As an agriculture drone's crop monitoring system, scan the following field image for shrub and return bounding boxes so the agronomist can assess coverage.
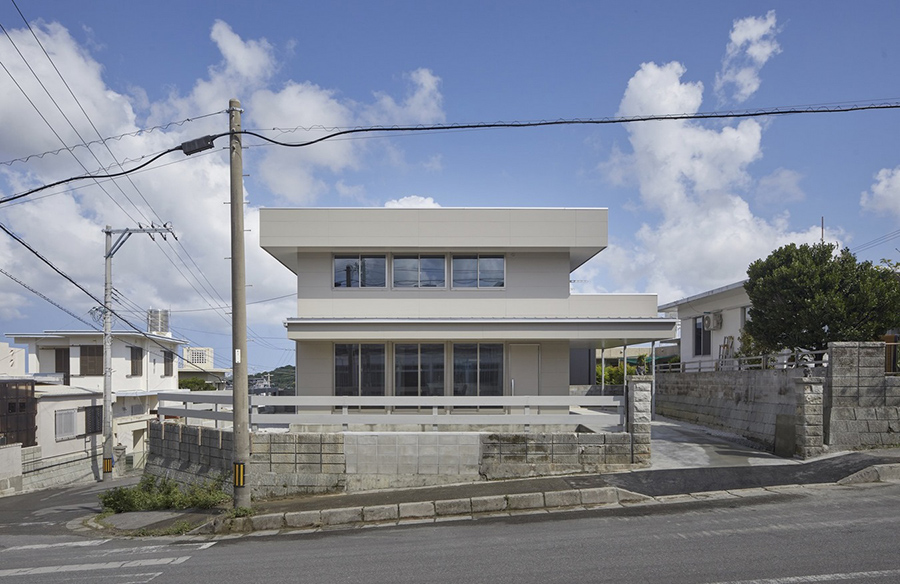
[99,475,229,513]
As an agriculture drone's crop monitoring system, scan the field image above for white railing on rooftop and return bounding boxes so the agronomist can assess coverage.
[156,392,625,430]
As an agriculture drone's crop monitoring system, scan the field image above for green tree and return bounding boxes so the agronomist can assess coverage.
[179,377,216,391]
[744,242,900,352]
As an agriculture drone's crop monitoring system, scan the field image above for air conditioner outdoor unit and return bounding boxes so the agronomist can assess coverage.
[703,312,723,331]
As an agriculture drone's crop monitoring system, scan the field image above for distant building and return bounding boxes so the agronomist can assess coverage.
[658,281,750,368]
[179,346,229,391]
[0,341,25,376]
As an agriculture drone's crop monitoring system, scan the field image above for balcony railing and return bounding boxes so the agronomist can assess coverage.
[156,392,625,430]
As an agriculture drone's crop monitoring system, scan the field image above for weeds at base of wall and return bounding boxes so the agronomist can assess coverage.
[98,474,230,514]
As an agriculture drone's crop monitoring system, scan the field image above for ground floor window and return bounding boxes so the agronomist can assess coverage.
[334,344,385,396]
[395,344,444,396]
[453,343,503,396]
[332,342,506,397]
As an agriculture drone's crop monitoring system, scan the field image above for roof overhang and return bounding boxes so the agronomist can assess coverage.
[260,207,608,273]
[284,317,676,348]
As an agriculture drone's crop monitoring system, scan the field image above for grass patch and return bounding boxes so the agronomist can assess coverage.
[99,475,230,514]
[229,506,255,518]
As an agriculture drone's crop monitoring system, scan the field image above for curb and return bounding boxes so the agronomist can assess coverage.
[195,487,648,535]
[836,463,900,485]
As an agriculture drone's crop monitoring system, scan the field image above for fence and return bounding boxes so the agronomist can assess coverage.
[656,349,829,373]
[156,393,625,430]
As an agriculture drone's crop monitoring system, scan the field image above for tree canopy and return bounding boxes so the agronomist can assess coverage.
[179,377,216,392]
[744,242,900,352]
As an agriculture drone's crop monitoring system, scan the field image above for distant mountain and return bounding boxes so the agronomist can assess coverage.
[249,365,295,391]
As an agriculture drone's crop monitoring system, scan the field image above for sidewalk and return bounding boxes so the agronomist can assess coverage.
[94,419,900,537]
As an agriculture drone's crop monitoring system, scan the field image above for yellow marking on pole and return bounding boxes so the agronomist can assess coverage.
[234,462,245,488]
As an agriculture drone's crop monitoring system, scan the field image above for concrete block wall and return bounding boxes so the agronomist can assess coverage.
[827,342,900,448]
[144,422,233,493]
[251,433,345,499]
[655,369,801,450]
[148,422,648,499]
[20,445,101,491]
[480,431,636,479]
[0,443,22,496]
[344,432,480,490]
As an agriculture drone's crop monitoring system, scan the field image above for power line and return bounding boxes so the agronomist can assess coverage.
[0,266,98,329]
[0,112,225,167]
[852,229,900,254]
[4,100,900,208]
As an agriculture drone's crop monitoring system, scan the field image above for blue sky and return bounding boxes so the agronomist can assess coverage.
[1,1,899,373]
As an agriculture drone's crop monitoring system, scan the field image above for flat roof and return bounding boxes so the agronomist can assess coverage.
[260,207,608,273]
[6,330,187,344]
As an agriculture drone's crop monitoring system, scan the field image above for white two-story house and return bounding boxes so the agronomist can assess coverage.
[6,329,186,467]
[260,207,676,405]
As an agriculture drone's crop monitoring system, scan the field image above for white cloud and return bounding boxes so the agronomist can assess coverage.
[602,58,828,303]
[860,166,900,218]
[0,20,445,371]
[715,11,781,103]
[365,68,445,125]
[384,195,441,208]
[755,168,805,205]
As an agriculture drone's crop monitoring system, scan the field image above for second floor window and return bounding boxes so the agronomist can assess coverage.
[334,255,386,288]
[79,345,103,376]
[393,255,445,288]
[130,346,144,376]
[452,255,505,288]
[163,350,174,377]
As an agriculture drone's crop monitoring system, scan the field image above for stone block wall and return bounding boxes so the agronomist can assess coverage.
[20,445,101,491]
[0,443,22,496]
[827,342,900,448]
[480,431,638,479]
[144,422,233,493]
[655,369,802,450]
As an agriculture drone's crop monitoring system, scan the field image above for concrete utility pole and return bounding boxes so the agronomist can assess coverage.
[102,224,174,481]
[229,98,251,509]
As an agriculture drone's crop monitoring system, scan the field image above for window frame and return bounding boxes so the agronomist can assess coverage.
[84,405,103,435]
[55,409,77,441]
[693,317,711,357]
[130,346,144,377]
[451,255,505,289]
[392,255,446,289]
[334,343,386,396]
[333,255,387,289]
[163,350,174,377]
[79,345,103,376]
[452,343,504,397]
[394,343,445,397]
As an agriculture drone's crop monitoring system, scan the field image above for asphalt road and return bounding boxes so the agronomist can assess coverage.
[3,481,898,584]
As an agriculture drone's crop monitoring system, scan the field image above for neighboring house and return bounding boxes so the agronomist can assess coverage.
[5,330,186,467]
[1,377,104,492]
[259,207,676,404]
[179,346,229,391]
[0,341,26,376]
[658,280,750,368]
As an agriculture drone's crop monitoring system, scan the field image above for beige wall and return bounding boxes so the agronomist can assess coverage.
[291,251,658,320]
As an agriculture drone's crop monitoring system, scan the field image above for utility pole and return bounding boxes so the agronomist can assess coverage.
[229,98,251,509]
[102,224,174,481]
